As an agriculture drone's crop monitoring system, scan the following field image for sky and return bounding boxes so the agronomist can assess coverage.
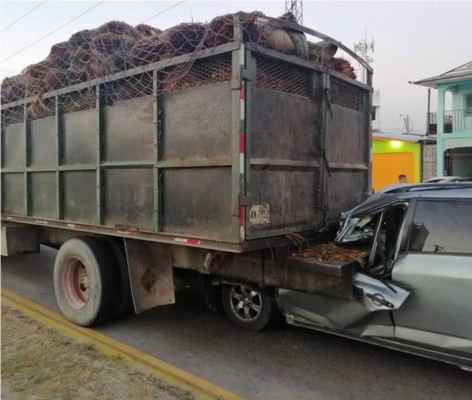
[1,0,471,133]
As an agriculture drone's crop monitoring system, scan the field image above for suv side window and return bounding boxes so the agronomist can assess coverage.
[409,200,472,254]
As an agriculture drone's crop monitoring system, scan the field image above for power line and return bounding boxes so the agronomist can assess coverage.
[1,1,47,33]
[139,0,186,24]
[1,1,105,63]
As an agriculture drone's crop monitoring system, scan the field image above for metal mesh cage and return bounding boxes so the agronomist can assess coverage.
[162,53,232,93]
[329,79,361,111]
[1,106,24,126]
[62,89,96,113]
[27,97,56,120]
[256,55,310,97]
[106,72,154,102]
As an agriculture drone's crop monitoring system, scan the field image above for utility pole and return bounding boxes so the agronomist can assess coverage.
[285,0,303,24]
[400,114,412,134]
[354,32,374,83]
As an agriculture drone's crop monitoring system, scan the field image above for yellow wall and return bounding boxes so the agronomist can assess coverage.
[372,138,420,191]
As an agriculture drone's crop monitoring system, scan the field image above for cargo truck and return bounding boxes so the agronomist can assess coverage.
[1,15,373,330]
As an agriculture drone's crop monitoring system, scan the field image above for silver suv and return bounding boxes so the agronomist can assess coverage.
[277,184,472,369]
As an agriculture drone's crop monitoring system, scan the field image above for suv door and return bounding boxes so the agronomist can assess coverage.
[392,199,472,358]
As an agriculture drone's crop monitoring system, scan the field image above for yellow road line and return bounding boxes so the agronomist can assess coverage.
[1,288,243,400]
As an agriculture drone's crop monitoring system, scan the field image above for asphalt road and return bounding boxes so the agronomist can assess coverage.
[2,246,472,400]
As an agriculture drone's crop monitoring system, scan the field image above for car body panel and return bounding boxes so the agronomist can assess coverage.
[392,253,472,355]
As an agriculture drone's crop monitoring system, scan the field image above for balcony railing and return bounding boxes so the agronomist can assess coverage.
[427,109,472,135]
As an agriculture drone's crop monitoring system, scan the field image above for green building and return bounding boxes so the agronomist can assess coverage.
[412,61,472,177]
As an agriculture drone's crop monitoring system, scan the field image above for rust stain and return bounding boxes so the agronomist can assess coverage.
[141,268,159,292]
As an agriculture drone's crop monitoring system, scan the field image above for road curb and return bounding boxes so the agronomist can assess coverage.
[1,288,244,400]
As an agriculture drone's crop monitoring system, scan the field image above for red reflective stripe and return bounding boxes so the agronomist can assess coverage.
[187,239,200,245]
[240,84,245,100]
[240,206,245,227]
[239,133,245,154]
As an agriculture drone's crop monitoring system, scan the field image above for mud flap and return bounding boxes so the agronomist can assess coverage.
[353,272,410,312]
[124,239,175,313]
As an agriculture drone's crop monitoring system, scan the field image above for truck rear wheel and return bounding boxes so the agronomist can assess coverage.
[99,238,133,320]
[222,284,273,331]
[54,237,118,327]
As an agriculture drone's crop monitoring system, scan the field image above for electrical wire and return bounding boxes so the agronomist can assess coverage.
[1,1,105,63]
[139,0,186,24]
[1,1,47,33]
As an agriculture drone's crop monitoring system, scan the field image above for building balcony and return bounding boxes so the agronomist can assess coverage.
[427,109,472,135]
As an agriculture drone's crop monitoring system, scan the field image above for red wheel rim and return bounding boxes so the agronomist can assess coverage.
[62,257,90,309]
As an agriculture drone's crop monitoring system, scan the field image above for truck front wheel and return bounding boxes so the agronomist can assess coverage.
[54,237,118,327]
[222,284,273,331]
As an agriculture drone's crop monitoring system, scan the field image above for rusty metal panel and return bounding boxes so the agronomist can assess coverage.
[162,167,232,238]
[63,171,96,223]
[29,117,55,167]
[3,173,24,215]
[248,169,320,234]
[265,257,354,299]
[104,168,154,229]
[3,123,25,168]
[30,172,56,219]
[161,83,232,160]
[325,102,369,221]
[104,97,154,162]
[124,239,174,313]
[326,105,366,165]
[247,86,321,237]
[62,109,96,165]
[327,171,367,221]
[250,88,320,160]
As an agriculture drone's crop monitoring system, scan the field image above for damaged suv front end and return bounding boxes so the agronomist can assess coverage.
[277,184,472,369]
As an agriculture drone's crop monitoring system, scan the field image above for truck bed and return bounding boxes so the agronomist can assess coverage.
[1,18,372,253]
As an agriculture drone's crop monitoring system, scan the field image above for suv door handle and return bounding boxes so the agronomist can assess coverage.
[366,293,394,308]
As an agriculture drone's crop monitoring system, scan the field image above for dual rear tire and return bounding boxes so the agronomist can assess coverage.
[54,237,132,327]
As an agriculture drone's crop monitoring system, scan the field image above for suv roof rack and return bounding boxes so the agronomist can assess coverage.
[388,183,472,193]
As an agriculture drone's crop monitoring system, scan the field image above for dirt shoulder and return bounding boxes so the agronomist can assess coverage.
[1,304,195,400]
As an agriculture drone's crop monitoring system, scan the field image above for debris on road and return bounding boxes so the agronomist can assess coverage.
[292,242,365,263]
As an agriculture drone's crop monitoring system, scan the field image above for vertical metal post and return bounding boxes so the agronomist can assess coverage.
[230,14,245,242]
[152,70,162,231]
[95,85,103,224]
[426,88,431,136]
[243,49,256,232]
[366,70,374,194]
[0,116,4,213]
[55,96,63,220]
[319,71,330,226]
[24,103,30,216]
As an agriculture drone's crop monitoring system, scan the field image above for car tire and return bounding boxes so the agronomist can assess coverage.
[222,284,273,331]
[54,237,118,327]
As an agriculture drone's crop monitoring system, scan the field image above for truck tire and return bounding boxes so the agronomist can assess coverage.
[99,238,134,320]
[222,284,273,331]
[54,237,118,327]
